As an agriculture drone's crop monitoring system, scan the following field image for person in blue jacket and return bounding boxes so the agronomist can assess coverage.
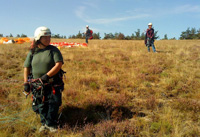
[84,25,93,43]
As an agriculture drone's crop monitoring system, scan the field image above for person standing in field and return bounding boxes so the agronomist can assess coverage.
[84,25,93,43]
[145,23,157,52]
[24,26,65,132]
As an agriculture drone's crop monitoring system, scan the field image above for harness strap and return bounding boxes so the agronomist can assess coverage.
[52,86,56,95]
[42,96,45,102]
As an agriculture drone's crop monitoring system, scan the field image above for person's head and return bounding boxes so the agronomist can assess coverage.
[86,25,89,29]
[33,26,51,48]
[148,23,153,29]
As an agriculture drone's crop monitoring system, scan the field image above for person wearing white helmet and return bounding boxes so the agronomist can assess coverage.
[145,23,157,52]
[84,25,93,43]
[24,26,65,132]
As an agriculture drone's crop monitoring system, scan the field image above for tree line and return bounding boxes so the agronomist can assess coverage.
[68,31,101,39]
[104,29,159,40]
[0,33,27,38]
[0,33,67,38]
[179,27,200,40]
[68,29,158,40]
[0,27,199,40]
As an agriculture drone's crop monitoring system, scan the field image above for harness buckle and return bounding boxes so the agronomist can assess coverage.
[49,78,54,83]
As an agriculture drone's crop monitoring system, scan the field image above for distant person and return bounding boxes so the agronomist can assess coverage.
[145,23,157,53]
[24,26,65,132]
[84,25,93,43]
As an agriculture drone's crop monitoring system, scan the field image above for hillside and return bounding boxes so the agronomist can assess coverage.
[0,39,199,136]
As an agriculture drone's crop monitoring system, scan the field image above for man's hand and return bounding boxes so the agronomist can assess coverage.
[24,82,30,92]
[40,74,50,83]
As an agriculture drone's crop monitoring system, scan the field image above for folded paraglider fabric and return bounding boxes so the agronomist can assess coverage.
[0,38,87,48]
[50,42,88,48]
[0,37,31,44]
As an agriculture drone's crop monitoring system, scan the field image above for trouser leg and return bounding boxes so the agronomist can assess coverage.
[46,87,62,127]
[147,39,150,52]
[147,46,150,52]
[86,37,88,43]
[37,86,62,127]
[151,42,156,52]
[38,103,48,125]
[46,103,60,126]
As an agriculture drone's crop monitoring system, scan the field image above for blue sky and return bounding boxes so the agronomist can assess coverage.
[1,0,200,39]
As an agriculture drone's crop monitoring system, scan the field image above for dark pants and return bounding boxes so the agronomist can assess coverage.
[86,37,89,43]
[37,86,62,127]
[146,38,156,52]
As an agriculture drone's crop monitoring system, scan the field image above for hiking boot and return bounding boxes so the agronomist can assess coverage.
[46,125,58,133]
[39,125,47,132]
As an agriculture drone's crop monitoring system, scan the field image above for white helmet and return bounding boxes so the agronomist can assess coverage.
[86,25,89,28]
[34,26,51,41]
[148,23,153,26]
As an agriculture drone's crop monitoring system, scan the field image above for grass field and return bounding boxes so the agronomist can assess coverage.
[0,39,200,136]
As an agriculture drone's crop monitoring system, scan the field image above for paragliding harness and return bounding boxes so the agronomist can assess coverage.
[146,38,153,47]
[145,28,154,47]
[89,30,93,40]
[23,49,66,114]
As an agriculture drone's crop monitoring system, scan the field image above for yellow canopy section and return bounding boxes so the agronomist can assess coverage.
[0,37,9,44]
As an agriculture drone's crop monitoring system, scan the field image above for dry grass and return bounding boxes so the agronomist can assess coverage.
[0,39,200,136]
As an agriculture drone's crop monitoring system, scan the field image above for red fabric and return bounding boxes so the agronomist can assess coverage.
[52,86,56,95]
[89,30,93,39]
[89,36,93,40]
[146,28,154,38]
[31,95,34,101]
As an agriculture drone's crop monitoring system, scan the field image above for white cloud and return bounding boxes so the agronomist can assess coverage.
[82,1,99,9]
[75,5,150,24]
[140,4,200,18]
[84,14,150,24]
[174,4,200,13]
[75,6,86,18]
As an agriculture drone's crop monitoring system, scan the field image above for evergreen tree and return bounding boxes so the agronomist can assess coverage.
[9,33,13,37]
[154,31,159,39]
[125,35,131,40]
[93,32,101,39]
[141,32,145,40]
[180,31,186,39]
[179,27,200,39]
[117,33,125,40]
[76,31,83,39]
[21,34,27,37]
[134,29,140,40]
[103,33,114,39]
[170,37,176,40]
[131,33,135,40]
[163,34,168,40]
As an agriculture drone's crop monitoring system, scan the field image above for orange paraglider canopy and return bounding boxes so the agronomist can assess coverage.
[0,37,9,44]
[14,37,30,44]
[50,42,88,48]
[0,37,9,42]
[0,37,31,44]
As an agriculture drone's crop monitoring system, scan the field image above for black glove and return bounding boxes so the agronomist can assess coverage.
[24,82,30,92]
[40,74,50,83]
